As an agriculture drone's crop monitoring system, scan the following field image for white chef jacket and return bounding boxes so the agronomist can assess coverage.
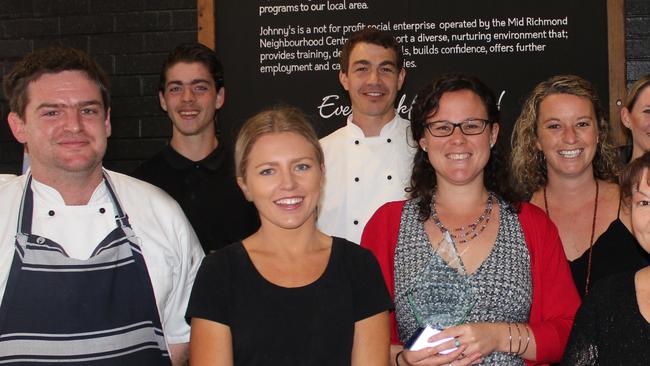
[0,170,205,345]
[318,113,416,244]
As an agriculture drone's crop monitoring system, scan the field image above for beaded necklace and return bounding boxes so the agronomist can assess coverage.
[543,181,598,295]
[431,192,495,244]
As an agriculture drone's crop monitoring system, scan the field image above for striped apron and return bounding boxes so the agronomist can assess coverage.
[0,174,170,365]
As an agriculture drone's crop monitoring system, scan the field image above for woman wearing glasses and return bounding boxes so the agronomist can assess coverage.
[361,74,580,366]
[511,75,648,298]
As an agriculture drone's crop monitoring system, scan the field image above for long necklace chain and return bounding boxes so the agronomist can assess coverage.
[543,181,599,295]
[431,192,495,244]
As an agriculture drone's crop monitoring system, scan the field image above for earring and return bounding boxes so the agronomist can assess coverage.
[423,146,427,152]
[490,143,494,148]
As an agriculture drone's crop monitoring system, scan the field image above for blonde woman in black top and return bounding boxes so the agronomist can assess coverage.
[186,106,392,366]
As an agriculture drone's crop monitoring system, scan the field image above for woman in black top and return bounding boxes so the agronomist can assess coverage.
[510,75,648,297]
[562,151,650,365]
[186,106,392,366]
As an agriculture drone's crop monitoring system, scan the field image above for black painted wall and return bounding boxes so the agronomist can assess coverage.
[0,0,197,174]
[1,0,649,174]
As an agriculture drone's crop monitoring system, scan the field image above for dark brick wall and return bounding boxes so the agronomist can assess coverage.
[627,0,650,84]
[0,0,197,174]
[1,2,650,174]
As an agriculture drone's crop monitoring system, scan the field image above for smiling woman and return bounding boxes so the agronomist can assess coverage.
[511,75,649,298]
[185,106,392,366]
[361,74,580,366]
[236,127,322,231]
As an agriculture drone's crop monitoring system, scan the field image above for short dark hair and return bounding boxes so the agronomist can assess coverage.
[159,42,224,92]
[409,73,515,220]
[339,28,403,73]
[3,47,110,117]
[620,151,650,209]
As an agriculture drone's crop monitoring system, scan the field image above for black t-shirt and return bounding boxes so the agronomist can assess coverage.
[186,237,393,366]
[131,144,259,253]
[561,271,650,365]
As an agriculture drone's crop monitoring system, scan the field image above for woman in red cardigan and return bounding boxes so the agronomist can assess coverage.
[361,74,581,366]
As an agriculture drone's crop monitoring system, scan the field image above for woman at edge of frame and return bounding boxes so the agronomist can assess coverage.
[620,74,650,163]
[561,151,650,365]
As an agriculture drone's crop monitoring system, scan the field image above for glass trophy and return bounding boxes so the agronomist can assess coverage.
[403,232,477,353]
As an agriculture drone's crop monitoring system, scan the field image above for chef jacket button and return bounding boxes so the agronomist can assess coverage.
[36,237,46,244]
[99,208,106,214]
[48,210,55,216]
[387,175,392,180]
[354,140,359,145]
[354,177,359,182]
[387,138,392,143]
[353,220,359,225]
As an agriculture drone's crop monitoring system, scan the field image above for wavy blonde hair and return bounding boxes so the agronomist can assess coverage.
[510,75,620,199]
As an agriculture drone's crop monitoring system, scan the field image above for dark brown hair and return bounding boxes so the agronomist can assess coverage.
[159,42,224,92]
[3,47,110,117]
[620,151,650,209]
[409,73,516,220]
[339,28,403,73]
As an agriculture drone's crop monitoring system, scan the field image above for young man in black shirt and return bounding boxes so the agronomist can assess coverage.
[132,43,259,253]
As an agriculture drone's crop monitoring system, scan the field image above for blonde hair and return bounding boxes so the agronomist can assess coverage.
[510,75,620,199]
[235,106,324,180]
[624,74,650,111]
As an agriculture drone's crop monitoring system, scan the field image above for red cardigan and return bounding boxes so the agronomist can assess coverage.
[360,201,580,365]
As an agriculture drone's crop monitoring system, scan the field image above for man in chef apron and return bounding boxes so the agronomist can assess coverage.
[0,46,204,365]
[318,28,416,244]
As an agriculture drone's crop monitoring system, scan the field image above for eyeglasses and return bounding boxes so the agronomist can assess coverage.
[424,119,490,137]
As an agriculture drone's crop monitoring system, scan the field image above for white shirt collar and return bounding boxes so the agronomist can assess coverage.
[31,178,109,207]
[346,111,403,138]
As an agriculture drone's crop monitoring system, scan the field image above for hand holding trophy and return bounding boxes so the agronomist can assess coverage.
[404,232,477,354]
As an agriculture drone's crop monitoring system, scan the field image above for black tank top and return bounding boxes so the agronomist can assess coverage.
[570,217,650,297]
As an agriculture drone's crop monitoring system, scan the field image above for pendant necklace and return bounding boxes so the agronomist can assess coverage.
[543,180,598,295]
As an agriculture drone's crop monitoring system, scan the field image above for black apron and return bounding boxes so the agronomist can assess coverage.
[0,174,171,365]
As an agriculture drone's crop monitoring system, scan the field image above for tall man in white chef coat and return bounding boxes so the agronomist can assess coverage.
[0,47,203,365]
[318,28,415,244]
